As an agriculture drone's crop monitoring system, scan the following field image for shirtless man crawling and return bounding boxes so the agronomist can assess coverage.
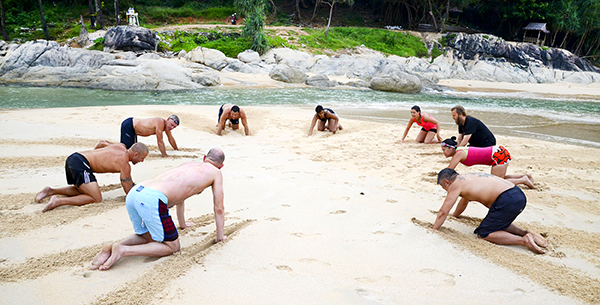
[35,142,148,212]
[434,168,547,253]
[90,148,226,270]
[107,115,180,157]
[217,104,249,136]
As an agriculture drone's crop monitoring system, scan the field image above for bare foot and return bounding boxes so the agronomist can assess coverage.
[42,196,60,212]
[35,187,51,203]
[523,176,535,189]
[527,229,548,248]
[90,243,113,270]
[524,233,545,254]
[99,243,123,271]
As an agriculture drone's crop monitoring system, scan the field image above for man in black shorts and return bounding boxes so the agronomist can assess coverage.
[433,168,547,253]
[116,115,179,157]
[451,105,496,147]
[35,142,149,212]
[217,104,249,136]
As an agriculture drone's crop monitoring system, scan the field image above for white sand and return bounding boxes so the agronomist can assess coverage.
[0,103,599,304]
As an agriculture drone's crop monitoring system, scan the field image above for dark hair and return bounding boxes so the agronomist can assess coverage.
[315,105,324,113]
[437,168,459,184]
[451,105,467,116]
[442,136,458,147]
[411,105,421,113]
[231,105,240,112]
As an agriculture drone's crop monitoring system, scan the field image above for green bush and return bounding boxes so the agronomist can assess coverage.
[430,47,443,60]
[203,36,252,57]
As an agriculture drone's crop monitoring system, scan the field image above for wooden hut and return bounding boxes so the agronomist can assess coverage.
[522,22,549,46]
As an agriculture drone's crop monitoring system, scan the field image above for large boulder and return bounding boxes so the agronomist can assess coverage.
[262,48,316,70]
[269,64,307,83]
[238,50,261,63]
[370,70,421,93]
[186,47,228,70]
[305,74,336,87]
[103,26,158,52]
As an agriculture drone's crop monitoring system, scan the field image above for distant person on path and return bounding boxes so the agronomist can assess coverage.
[400,105,442,144]
[35,142,149,212]
[434,168,547,253]
[441,136,534,188]
[90,148,226,271]
[104,115,180,158]
[308,105,343,136]
[451,105,496,147]
[217,104,249,136]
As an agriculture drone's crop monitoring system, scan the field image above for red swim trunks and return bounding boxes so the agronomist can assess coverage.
[492,146,511,166]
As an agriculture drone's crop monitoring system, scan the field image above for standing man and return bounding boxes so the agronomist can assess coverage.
[119,115,180,157]
[308,105,343,136]
[217,104,249,136]
[90,148,226,271]
[451,105,496,147]
[434,168,547,253]
[35,142,149,212]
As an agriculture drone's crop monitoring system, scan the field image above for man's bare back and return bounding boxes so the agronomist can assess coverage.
[141,161,223,206]
[450,173,515,208]
[79,144,131,174]
[133,117,166,136]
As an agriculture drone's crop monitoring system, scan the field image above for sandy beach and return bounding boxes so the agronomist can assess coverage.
[0,101,599,304]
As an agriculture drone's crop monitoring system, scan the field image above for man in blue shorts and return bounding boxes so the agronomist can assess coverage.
[90,148,226,270]
[433,168,547,253]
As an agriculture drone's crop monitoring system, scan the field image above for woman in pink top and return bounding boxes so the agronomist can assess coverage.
[400,105,442,144]
[440,136,534,188]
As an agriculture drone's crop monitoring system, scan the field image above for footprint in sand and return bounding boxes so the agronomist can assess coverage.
[355,275,391,283]
[276,265,293,272]
[419,268,456,286]
[329,210,346,214]
[265,217,281,221]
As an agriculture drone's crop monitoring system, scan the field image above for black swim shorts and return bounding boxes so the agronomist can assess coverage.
[65,152,97,187]
[120,117,137,149]
[421,128,438,133]
[474,186,526,238]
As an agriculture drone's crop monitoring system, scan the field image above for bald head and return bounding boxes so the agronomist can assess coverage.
[206,148,225,167]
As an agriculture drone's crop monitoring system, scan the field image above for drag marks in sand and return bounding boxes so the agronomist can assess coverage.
[0,193,126,238]
[411,217,600,304]
[90,220,254,305]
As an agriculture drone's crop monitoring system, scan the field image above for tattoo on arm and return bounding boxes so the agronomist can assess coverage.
[121,177,132,183]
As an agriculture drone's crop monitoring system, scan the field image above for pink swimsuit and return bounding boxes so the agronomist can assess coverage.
[457,146,512,166]
[414,114,437,131]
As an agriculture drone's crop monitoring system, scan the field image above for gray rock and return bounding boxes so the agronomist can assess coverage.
[269,64,307,83]
[370,70,421,93]
[177,49,187,59]
[192,71,221,86]
[305,74,336,87]
[238,50,261,63]
[103,26,158,52]
[186,47,228,70]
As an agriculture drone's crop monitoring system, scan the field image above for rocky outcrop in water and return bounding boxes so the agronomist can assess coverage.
[0,31,599,92]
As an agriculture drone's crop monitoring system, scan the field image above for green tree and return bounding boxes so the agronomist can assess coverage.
[574,0,600,55]
[550,0,580,48]
[235,0,269,53]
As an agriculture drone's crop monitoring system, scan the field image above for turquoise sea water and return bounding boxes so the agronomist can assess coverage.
[1,85,599,147]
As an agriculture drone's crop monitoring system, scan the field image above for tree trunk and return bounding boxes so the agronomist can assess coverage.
[268,0,277,18]
[95,0,104,29]
[114,0,120,25]
[295,0,302,22]
[88,0,96,28]
[37,0,50,40]
[0,0,10,41]
[560,31,569,49]
[311,0,321,23]
[574,29,588,55]
[324,0,335,37]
